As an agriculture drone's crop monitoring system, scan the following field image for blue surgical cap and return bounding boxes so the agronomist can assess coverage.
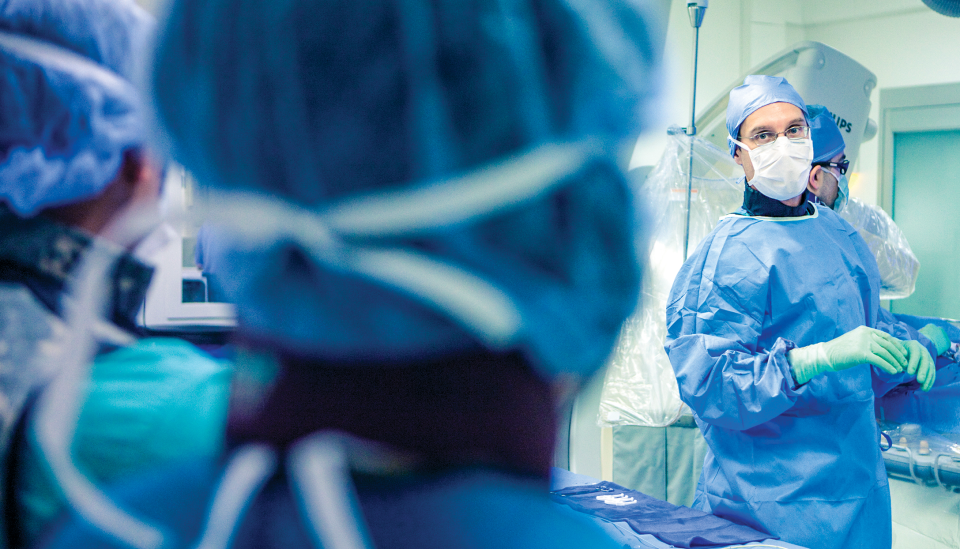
[153,0,662,380]
[807,104,846,163]
[725,75,808,156]
[0,0,154,217]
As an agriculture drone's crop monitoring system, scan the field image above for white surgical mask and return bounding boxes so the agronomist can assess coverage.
[729,135,813,201]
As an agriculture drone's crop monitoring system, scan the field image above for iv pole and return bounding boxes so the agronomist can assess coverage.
[682,0,708,261]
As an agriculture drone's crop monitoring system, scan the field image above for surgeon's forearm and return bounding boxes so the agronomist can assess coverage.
[668,336,801,431]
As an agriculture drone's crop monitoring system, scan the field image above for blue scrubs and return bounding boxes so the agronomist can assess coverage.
[665,204,908,549]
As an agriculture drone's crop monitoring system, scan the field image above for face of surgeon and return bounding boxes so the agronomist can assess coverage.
[807,151,844,209]
[733,102,807,205]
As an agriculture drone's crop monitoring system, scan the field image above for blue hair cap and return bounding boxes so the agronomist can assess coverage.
[0,0,153,217]
[807,104,846,163]
[153,0,663,379]
[725,75,808,156]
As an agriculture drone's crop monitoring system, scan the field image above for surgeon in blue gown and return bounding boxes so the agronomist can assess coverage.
[665,75,935,549]
[35,1,663,549]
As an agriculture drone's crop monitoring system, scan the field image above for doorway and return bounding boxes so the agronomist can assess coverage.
[880,83,960,319]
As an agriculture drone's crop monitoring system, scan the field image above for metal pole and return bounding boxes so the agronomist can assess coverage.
[688,22,701,137]
[682,22,701,261]
[682,1,707,260]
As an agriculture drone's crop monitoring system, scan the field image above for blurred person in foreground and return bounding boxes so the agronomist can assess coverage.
[0,1,230,546]
[36,0,663,548]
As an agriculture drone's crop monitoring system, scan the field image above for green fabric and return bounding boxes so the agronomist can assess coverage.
[788,326,908,384]
[611,422,706,507]
[612,425,666,500]
[892,524,956,549]
[919,324,952,356]
[16,337,232,546]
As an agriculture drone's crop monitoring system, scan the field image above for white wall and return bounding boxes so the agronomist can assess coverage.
[803,2,960,206]
[133,0,164,14]
[634,0,809,168]
[134,0,960,207]
[641,0,960,207]
[632,0,749,168]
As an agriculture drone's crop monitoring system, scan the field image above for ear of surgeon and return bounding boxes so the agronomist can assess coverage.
[806,153,844,210]
[805,104,849,211]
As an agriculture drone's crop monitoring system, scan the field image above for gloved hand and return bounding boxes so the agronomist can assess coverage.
[919,323,951,356]
[902,339,936,391]
[788,326,908,385]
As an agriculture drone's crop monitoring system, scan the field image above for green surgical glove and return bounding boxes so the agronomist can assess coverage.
[788,326,908,385]
[919,324,951,356]
[903,339,936,391]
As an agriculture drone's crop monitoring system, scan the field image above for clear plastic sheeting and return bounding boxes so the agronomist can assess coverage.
[882,423,960,458]
[598,129,743,427]
[838,197,920,300]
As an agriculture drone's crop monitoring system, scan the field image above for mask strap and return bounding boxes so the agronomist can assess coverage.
[727,135,751,154]
[198,140,600,348]
[193,445,278,549]
[202,140,596,239]
[0,30,131,91]
[200,196,524,347]
[321,140,600,237]
[288,433,375,549]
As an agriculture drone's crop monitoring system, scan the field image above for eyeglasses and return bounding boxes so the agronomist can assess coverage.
[741,125,810,146]
[812,158,850,175]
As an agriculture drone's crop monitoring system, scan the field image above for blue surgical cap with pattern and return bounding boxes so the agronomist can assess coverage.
[0,0,153,216]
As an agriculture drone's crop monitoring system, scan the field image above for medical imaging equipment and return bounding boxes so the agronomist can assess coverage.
[695,41,878,173]
[137,166,236,331]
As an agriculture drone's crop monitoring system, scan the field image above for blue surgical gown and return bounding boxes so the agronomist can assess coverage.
[665,204,909,549]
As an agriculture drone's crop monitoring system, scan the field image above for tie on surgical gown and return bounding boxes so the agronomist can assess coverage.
[665,204,909,549]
